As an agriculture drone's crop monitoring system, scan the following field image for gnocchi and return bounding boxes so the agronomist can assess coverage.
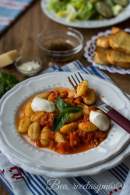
[83,89,96,105]
[31,111,45,122]
[55,88,68,98]
[60,122,78,134]
[82,104,90,115]
[77,80,88,96]
[48,91,58,101]
[24,102,33,117]
[37,91,50,99]
[79,122,97,132]
[40,127,52,146]
[18,117,31,133]
[55,132,65,143]
[28,122,41,141]
[67,112,83,123]
[17,82,109,154]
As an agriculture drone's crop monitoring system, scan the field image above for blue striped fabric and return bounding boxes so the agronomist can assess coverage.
[0,175,13,195]
[0,0,34,34]
[0,60,130,195]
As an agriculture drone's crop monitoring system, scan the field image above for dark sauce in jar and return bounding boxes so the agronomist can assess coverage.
[47,42,74,52]
[40,40,82,66]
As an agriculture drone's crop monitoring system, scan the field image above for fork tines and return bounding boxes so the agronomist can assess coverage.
[68,72,84,89]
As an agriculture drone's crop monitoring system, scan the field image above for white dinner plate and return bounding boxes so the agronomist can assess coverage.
[0,72,130,171]
[41,0,130,28]
[84,28,130,74]
[0,120,130,177]
[3,140,130,177]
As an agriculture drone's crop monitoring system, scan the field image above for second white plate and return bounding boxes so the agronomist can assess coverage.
[41,0,130,28]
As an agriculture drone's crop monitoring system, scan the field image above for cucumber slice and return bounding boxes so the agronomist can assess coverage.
[113,0,128,6]
[96,2,113,18]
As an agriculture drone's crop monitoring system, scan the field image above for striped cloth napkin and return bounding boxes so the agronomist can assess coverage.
[0,0,34,34]
[0,61,130,195]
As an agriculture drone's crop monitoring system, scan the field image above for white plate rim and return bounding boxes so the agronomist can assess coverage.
[0,72,130,171]
[12,145,130,177]
[0,129,130,177]
[41,0,130,28]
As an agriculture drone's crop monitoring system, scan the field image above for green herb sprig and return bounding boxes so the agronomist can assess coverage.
[53,97,82,131]
[0,72,18,97]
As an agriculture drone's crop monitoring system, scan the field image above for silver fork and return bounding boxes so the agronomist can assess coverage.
[68,72,130,134]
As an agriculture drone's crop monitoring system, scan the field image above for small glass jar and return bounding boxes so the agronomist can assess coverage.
[37,28,84,66]
[15,57,42,77]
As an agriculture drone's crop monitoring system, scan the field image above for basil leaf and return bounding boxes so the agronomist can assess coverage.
[56,97,69,112]
[53,113,69,131]
[67,111,83,123]
[53,97,83,131]
[62,107,82,113]
[56,97,81,113]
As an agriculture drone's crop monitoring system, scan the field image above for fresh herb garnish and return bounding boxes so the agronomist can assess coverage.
[56,97,81,113]
[53,97,82,131]
[0,72,18,97]
[53,113,69,131]
[56,96,69,112]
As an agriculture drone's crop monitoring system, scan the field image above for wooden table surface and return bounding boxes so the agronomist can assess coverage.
[0,1,130,194]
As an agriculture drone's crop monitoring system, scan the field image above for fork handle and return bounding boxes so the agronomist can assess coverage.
[107,109,130,133]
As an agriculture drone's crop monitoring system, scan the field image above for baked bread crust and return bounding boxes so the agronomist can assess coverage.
[94,28,130,69]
